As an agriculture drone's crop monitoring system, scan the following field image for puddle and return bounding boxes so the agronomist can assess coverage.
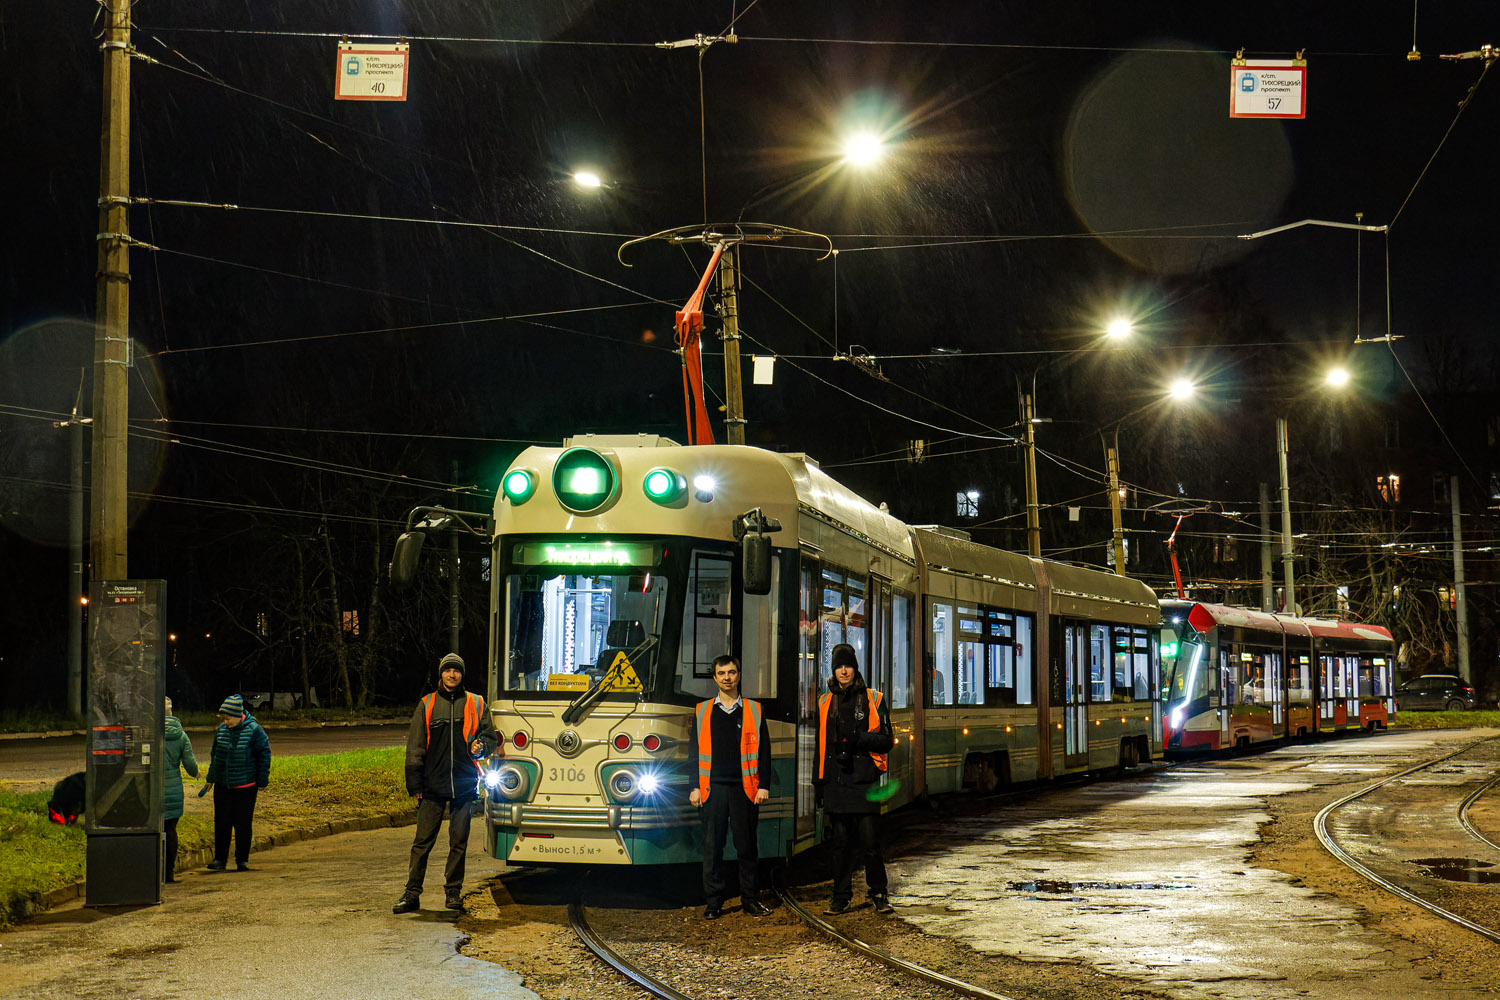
[1007,879,1193,894]
[1411,857,1500,883]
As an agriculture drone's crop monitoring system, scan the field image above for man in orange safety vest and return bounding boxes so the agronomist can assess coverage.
[688,654,772,919]
[394,652,495,916]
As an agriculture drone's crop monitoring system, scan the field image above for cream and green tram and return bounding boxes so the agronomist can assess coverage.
[911,528,1161,793]
[478,434,922,866]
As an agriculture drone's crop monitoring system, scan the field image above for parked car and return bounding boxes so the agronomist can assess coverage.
[1396,674,1476,711]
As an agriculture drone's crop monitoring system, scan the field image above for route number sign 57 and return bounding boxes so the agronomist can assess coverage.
[1230,61,1305,119]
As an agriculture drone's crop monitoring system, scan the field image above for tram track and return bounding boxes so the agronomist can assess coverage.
[1314,733,1500,944]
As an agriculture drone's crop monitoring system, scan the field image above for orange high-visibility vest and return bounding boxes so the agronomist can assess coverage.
[695,697,763,801]
[423,691,484,777]
[817,688,888,779]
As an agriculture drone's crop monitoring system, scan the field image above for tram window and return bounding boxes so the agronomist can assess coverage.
[1014,616,1034,705]
[891,591,913,709]
[1090,625,1109,702]
[502,567,670,694]
[930,601,955,706]
[681,554,733,682]
[740,554,780,700]
[846,574,868,668]
[1110,628,1132,701]
[1288,655,1312,703]
[958,637,985,705]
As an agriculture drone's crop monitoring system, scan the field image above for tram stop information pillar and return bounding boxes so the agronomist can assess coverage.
[86,579,166,906]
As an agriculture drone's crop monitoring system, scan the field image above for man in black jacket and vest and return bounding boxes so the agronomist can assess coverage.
[816,643,895,915]
[394,652,496,915]
[688,654,772,919]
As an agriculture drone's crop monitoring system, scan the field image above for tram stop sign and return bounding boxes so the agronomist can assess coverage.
[1230,60,1306,119]
[335,42,410,102]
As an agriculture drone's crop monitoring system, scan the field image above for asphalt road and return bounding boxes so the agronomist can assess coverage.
[0,724,407,784]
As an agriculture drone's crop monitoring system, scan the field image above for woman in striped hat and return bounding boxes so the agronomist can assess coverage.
[204,693,272,872]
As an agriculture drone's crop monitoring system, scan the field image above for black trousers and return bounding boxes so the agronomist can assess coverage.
[828,812,886,904]
[213,784,259,866]
[405,796,473,895]
[701,783,759,905]
[164,817,179,879]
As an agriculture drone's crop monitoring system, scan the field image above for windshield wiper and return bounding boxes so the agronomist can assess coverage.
[561,635,659,725]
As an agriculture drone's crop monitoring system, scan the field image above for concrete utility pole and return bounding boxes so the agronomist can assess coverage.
[719,244,746,445]
[1450,475,1471,683]
[1106,445,1126,574]
[1259,483,1273,612]
[1023,393,1041,557]
[93,0,133,580]
[1276,418,1296,613]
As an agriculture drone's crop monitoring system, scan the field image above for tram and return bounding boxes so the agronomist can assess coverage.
[1159,599,1396,754]
[395,435,1161,866]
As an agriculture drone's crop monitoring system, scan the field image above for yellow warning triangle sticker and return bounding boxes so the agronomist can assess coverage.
[599,651,644,692]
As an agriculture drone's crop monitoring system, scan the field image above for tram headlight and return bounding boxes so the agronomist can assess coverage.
[608,768,641,803]
[488,763,530,801]
[1169,707,1185,730]
[638,773,661,795]
[692,474,715,503]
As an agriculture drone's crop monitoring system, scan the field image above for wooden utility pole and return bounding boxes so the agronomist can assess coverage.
[1023,393,1041,557]
[1106,445,1126,574]
[719,245,746,445]
[92,0,133,580]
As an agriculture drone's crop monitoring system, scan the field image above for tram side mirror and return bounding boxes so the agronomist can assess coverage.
[389,531,425,591]
[742,532,772,595]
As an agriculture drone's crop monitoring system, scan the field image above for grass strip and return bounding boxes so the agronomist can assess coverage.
[0,745,411,927]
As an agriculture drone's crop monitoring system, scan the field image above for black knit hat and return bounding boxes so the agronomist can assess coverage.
[830,643,859,671]
[438,652,465,677]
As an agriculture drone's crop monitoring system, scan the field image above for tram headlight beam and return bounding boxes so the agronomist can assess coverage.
[487,763,530,801]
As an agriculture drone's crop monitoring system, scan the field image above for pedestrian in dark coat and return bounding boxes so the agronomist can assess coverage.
[393,652,496,915]
[204,693,271,871]
[815,643,894,914]
[162,696,198,882]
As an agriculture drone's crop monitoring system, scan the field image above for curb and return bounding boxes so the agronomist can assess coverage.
[0,719,409,740]
[11,806,421,923]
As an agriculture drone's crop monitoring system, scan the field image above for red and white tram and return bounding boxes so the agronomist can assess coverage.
[1159,600,1396,753]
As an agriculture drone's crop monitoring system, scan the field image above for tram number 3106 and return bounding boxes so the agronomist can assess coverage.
[548,767,591,783]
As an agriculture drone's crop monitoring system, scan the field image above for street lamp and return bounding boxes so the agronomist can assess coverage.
[842,131,884,166]
[1325,366,1351,388]
[1168,377,1196,401]
[1106,318,1133,341]
[572,169,603,189]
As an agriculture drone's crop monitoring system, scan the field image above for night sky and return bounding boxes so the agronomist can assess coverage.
[3,2,1497,706]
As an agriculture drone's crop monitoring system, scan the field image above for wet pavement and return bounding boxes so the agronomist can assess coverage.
[890,729,1500,1000]
[0,821,534,1000]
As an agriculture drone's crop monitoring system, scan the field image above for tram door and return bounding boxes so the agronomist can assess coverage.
[795,560,820,844]
[1060,624,1089,767]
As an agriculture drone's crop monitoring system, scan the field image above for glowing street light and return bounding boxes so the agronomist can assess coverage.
[572,170,603,189]
[1106,318,1133,340]
[1169,378,1196,401]
[843,131,883,166]
[1325,366,1351,388]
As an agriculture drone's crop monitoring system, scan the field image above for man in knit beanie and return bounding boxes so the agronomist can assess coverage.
[394,652,495,915]
[204,692,271,871]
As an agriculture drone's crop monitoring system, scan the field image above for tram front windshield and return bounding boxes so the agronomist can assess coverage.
[500,537,681,699]
[1160,623,1209,717]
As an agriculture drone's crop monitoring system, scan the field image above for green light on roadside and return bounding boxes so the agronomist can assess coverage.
[503,469,536,505]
